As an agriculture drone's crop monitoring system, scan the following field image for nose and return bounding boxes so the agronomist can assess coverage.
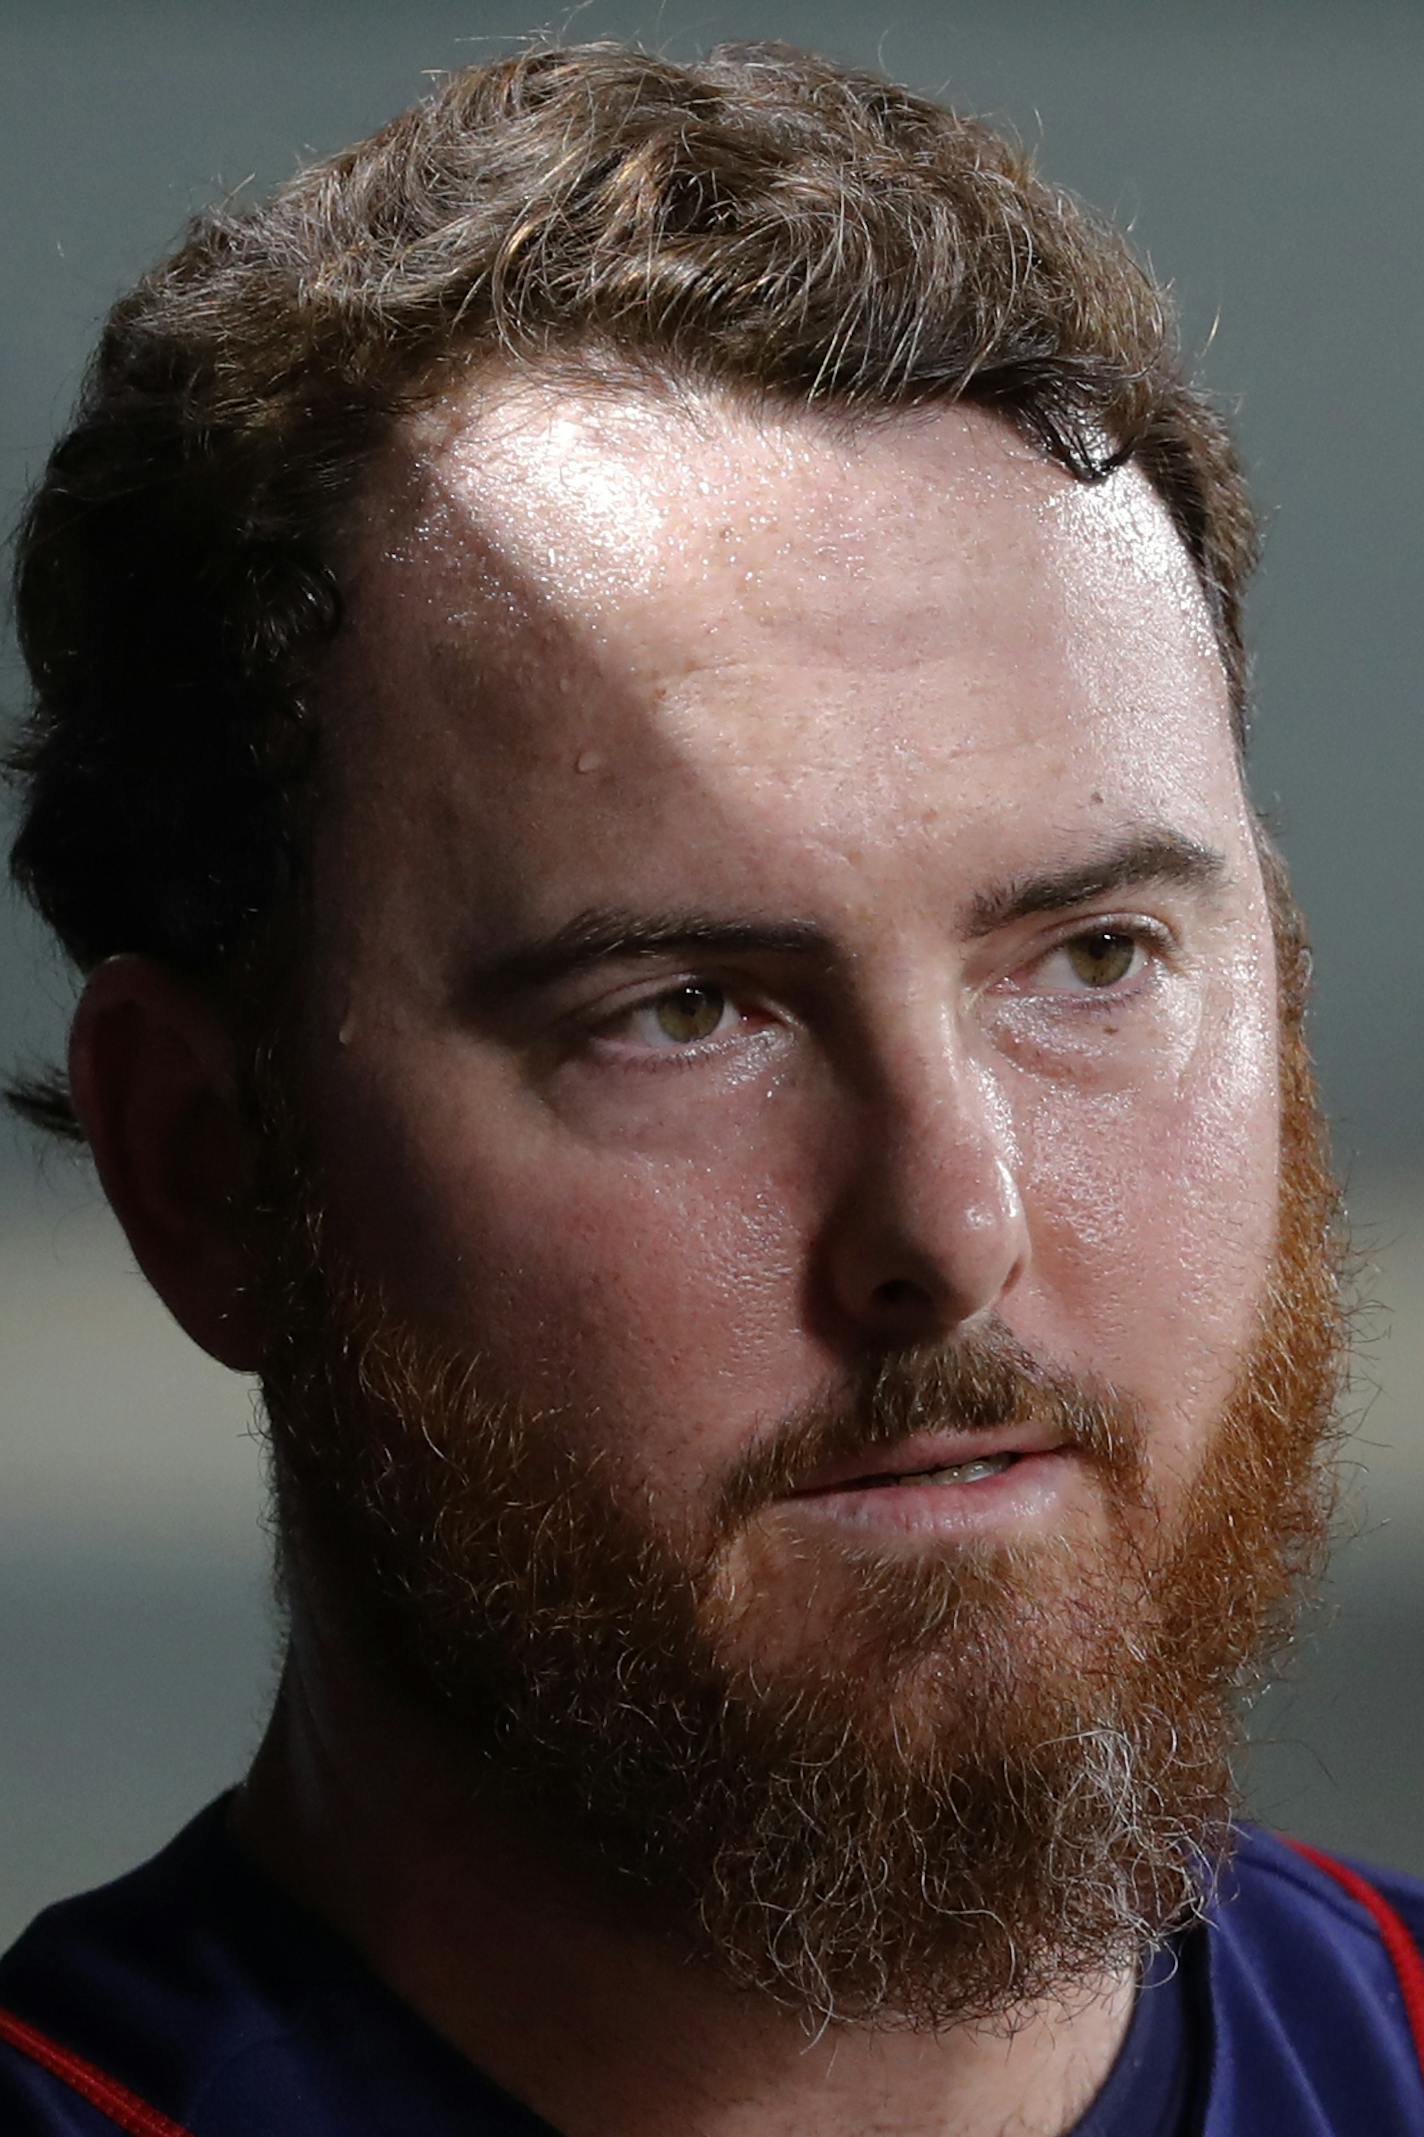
[819,1044,1028,1349]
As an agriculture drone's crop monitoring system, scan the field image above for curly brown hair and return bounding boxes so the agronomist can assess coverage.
[6,40,1259,1141]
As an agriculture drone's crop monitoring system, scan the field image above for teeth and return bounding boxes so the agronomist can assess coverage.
[896,1454,1018,1486]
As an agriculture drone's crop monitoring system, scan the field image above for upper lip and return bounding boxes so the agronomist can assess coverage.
[788,1425,1067,1497]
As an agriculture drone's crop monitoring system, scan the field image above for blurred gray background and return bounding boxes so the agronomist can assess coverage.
[2,0,1420,1945]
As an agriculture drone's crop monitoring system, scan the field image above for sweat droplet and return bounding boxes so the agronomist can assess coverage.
[575,749,604,774]
[338,1012,357,1047]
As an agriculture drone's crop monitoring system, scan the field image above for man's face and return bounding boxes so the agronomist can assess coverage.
[299,385,1280,1556]
[259,385,1339,2022]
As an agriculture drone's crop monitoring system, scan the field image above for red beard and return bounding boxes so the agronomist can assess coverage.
[253,888,1345,2027]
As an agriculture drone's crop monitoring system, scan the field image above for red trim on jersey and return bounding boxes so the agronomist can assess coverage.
[0,2006,194,2137]
[3,1844,1422,2122]
[1287,1838,1424,2075]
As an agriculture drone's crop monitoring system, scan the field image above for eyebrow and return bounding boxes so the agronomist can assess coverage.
[961,828,1229,937]
[465,912,829,1010]
[464,827,1229,1009]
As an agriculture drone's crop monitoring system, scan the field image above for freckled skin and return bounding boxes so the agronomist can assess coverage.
[301,385,1279,1571]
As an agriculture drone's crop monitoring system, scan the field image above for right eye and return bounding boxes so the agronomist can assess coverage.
[600,981,744,1052]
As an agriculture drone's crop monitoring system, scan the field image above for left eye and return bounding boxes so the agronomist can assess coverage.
[1037,930,1146,991]
[623,983,737,1047]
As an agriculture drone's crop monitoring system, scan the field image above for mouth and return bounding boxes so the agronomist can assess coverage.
[776,1430,1081,1540]
[798,1450,1025,1493]
[788,1431,1062,1500]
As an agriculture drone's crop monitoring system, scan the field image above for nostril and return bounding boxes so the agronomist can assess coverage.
[874,1277,928,1309]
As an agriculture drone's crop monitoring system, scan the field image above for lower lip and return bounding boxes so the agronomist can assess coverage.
[778,1451,1083,1539]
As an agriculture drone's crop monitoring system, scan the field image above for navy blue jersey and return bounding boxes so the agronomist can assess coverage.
[2,1799,1422,2133]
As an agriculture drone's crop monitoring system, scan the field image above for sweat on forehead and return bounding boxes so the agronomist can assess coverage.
[301,383,1254,1065]
[336,382,1228,753]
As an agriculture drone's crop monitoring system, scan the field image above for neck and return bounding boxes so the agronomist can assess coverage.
[234,1633,1136,2137]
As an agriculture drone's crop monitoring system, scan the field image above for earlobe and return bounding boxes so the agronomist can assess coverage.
[68,956,265,1372]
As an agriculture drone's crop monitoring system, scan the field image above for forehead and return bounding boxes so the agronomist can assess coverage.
[317,380,1244,956]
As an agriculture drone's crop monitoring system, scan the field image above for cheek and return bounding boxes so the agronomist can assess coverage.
[306,1044,821,1497]
[1011,978,1280,1454]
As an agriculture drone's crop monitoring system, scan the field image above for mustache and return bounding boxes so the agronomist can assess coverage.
[710,1320,1148,1541]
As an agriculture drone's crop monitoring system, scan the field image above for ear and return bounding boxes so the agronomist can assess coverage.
[68,955,265,1371]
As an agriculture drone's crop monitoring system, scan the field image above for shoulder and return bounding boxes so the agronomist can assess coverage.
[0,1800,242,2133]
[1195,1825,1424,2131]
[0,1797,375,2133]
[0,2006,190,2135]
[1222,1824,1424,1956]
[0,1801,545,2136]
